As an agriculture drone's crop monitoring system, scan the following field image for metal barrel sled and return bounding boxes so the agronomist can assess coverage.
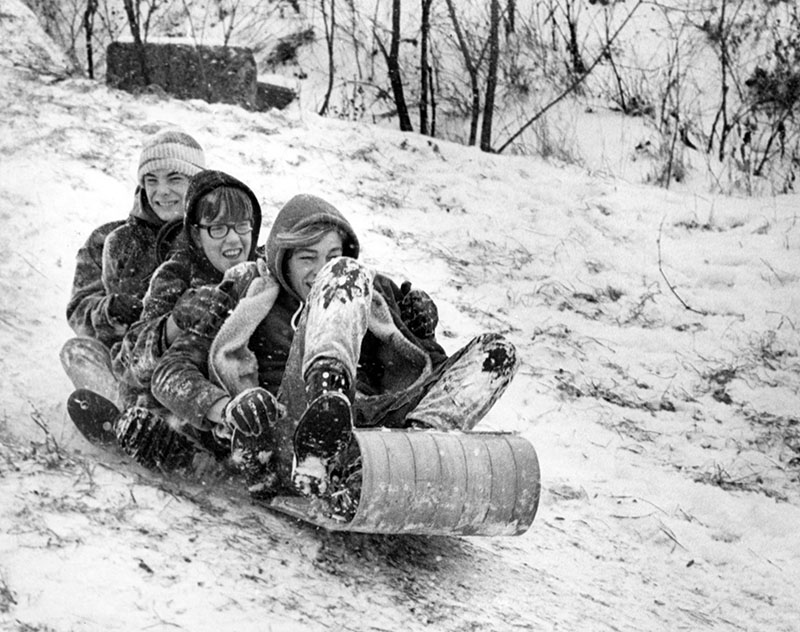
[271,428,541,536]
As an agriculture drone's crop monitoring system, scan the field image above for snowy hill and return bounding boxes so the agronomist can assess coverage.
[1,2,800,630]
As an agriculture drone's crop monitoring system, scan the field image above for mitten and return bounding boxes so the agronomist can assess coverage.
[172,284,235,339]
[106,293,144,326]
[222,261,260,298]
[223,387,278,439]
[399,281,439,339]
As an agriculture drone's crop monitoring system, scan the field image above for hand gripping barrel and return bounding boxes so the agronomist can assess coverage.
[272,428,541,536]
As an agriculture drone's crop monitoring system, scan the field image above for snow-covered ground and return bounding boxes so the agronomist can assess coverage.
[1,2,799,630]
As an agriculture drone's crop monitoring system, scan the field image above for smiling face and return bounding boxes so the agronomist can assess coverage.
[197,221,253,273]
[142,169,190,222]
[285,230,344,301]
[193,187,254,273]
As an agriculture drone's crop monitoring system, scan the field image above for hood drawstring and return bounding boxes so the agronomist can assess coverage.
[290,301,305,332]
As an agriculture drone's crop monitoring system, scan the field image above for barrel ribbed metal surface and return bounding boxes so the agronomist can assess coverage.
[345,429,540,536]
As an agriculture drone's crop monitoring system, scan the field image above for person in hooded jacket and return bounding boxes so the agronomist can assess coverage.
[61,129,206,402]
[151,193,519,499]
[106,169,263,470]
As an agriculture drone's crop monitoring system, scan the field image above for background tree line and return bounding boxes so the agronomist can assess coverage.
[21,0,800,195]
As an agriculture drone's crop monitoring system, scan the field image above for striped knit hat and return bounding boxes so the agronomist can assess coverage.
[137,129,205,184]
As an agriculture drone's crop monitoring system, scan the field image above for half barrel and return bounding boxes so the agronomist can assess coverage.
[344,428,540,536]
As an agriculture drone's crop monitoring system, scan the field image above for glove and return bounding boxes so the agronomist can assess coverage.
[171,284,235,339]
[223,387,277,439]
[106,293,143,326]
[399,281,438,339]
[222,261,260,298]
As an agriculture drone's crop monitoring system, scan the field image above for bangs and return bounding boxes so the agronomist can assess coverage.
[275,223,347,250]
[195,187,254,225]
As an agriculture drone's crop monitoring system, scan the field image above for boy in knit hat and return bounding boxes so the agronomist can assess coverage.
[61,129,205,403]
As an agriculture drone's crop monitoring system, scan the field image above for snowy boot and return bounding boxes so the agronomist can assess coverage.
[114,407,197,471]
[292,358,355,497]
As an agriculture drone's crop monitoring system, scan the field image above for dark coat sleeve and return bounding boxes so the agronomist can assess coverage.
[372,273,448,367]
[151,331,228,430]
[110,257,192,388]
[66,220,126,347]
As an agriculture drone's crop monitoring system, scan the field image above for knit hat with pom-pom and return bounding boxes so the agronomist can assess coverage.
[137,129,205,184]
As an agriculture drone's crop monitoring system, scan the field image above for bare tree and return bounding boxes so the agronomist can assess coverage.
[83,0,99,79]
[444,0,487,146]
[506,0,515,38]
[563,0,586,75]
[480,0,500,151]
[702,0,750,163]
[122,0,149,85]
[375,0,413,131]
[419,0,434,135]
[319,0,336,116]
[218,0,241,47]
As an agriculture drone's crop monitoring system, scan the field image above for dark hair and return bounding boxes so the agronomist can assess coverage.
[194,186,253,226]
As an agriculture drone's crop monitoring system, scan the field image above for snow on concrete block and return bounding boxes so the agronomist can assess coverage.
[256,81,296,111]
[105,41,258,110]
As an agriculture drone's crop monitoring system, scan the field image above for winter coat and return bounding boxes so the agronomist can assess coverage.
[66,219,125,348]
[112,171,262,408]
[152,194,447,430]
[66,188,170,349]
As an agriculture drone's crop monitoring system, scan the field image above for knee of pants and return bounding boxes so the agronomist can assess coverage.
[478,333,518,377]
[312,257,373,301]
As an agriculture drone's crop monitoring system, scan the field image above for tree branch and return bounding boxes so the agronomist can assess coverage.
[657,218,708,316]
[496,0,643,155]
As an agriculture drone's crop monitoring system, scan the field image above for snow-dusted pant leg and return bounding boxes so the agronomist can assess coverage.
[406,333,519,431]
[60,336,120,406]
[301,257,373,379]
[279,257,372,419]
[274,258,373,480]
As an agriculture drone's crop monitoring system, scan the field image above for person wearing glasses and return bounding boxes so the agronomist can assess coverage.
[150,194,519,503]
[104,169,263,468]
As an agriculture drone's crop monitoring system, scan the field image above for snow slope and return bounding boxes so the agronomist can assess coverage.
[1,2,799,630]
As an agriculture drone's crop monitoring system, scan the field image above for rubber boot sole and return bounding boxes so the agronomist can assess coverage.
[67,388,120,447]
[292,392,353,496]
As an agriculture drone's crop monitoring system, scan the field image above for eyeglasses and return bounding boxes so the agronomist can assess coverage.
[197,221,253,240]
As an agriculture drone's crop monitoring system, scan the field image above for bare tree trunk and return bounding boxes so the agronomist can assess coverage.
[429,65,437,137]
[123,0,149,85]
[480,0,500,152]
[377,0,413,131]
[83,0,98,79]
[709,0,733,161]
[222,0,240,47]
[754,114,789,176]
[319,0,336,116]
[506,0,515,37]
[445,0,480,145]
[345,0,363,81]
[564,0,585,74]
[600,6,627,112]
[419,0,434,135]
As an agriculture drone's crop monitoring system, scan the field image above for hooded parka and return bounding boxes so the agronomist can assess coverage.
[66,188,180,349]
[112,170,262,408]
[152,194,447,435]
